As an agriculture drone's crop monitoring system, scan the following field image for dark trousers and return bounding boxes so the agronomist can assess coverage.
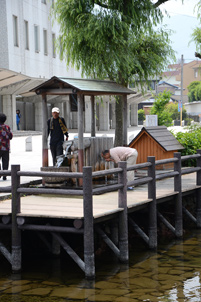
[0,150,9,170]
[50,142,63,166]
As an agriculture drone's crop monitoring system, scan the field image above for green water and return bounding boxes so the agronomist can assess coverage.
[1,231,201,302]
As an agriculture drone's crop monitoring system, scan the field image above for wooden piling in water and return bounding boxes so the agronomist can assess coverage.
[148,156,157,249]
[196,149,201,228]
[83,166,95,279]
[174,152,183,238]
[118,161,129,263]
[11,165,21,273]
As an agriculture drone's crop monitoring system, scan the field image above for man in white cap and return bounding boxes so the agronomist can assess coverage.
[47,107,69,166]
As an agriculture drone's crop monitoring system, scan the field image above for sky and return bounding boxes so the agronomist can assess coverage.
[159,0,200,63]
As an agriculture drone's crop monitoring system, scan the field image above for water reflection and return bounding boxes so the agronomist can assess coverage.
[1,232,201,301]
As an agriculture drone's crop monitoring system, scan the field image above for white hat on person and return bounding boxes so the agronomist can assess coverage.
[52,107,60,113]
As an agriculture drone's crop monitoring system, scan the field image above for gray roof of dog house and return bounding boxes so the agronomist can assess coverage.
[130,126,184,151]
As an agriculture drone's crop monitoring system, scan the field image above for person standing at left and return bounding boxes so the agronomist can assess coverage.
[0,113,13,180]
[16,109,21,130]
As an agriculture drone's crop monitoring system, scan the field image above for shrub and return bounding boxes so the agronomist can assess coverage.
[172,124,201,166]
[138,109,145,121]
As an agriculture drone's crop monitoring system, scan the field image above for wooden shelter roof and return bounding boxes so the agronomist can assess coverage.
[30,76,136,96]
[129,126,184,151]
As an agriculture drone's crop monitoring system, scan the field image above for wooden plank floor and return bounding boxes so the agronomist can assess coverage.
[0,172,198,220]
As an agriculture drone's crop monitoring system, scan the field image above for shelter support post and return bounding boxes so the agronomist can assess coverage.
[78,94,84,186]
[42,93,48,167]
[91,95,95,137]
[196,149,201,227]
[118,161,129,263]
[83,166,95,279]
[148,156,157,249]
[11,165,21,272]
[174,152,183,237]
[123,95,127,146]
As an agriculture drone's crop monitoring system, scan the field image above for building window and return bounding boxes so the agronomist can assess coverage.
[195,69,198,78]
[43,29,48,55]
[24,20,29,50]
[52,33,56,58]
[41,0,46,3]
[13,15,19,47]
[34,25,40,53]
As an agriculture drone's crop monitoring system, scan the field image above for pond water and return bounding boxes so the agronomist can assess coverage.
[1,230,201,302]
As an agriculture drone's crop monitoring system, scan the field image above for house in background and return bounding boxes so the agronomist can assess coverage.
[161,60,201,97]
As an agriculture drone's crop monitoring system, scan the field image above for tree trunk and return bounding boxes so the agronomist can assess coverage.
[114,96,123,146]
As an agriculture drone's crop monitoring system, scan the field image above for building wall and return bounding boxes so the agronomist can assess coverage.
[2,0,81,79]
[175,61,201,96]
[184,101,201,115]
[0,0,83,131]
[0,1,9,68]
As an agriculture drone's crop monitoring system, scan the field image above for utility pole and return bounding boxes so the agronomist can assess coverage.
[180,54,184,126]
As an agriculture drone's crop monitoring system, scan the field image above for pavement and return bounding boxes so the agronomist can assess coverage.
[0,125,188,194]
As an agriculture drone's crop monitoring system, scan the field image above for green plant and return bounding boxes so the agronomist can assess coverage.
[187,81,201,103]
[138,109,145,121]
[165,102,187,120]
[150,90,173,126]
[173,125,201,166]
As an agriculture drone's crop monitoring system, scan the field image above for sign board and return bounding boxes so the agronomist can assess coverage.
[178,101,182,112]
[146,115,158,127]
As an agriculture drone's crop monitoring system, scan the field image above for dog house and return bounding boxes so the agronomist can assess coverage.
[129,126,184,169]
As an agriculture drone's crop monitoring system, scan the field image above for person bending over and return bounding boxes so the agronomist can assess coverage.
[102,146,138,190]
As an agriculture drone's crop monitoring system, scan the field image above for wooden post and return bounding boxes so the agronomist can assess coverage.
[11,165,21,272]
[78,94,84,186]
[118,161,129,263]
[123,95,127,146]
[148,156,157,249]
[91,95,95,137]
[196,149,201,227]
[42,93,48,167]
[174,152,183,237]
[83,166,95,279]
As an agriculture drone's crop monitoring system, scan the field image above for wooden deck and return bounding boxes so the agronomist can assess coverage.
[0,172,197,220]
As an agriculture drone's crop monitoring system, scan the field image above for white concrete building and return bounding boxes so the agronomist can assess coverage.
[0,0,82,131]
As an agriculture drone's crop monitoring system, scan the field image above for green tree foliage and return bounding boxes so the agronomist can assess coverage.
[138,109,145,121]
[165,102,187,120]
[150,91,173,126]
[188,81,201,102]
[53,0,175,145]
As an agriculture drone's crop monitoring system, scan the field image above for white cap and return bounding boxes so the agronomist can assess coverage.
[52,107,60,113]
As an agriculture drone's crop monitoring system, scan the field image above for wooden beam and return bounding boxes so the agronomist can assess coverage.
[78,93,84,185]
[42,93,48,167]
[123,94,127,146]
[91,95,95,137]
[36,88,75,95]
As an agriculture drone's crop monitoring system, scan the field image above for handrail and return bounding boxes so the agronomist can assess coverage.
[1,151,201,198]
